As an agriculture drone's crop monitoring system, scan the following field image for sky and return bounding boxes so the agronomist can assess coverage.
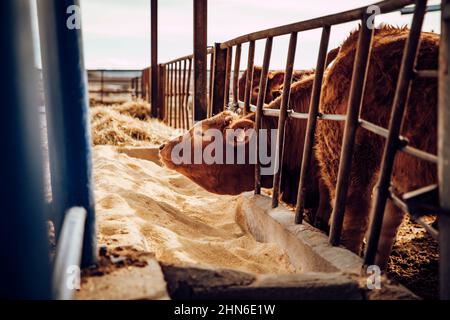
[75,0,441,70]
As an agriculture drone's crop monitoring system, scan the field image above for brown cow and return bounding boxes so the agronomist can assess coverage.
[315,26,438,266]
[237,47,339,106]
[160,26,438,268]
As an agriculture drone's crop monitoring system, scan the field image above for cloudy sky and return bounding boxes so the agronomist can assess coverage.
[78,0,441,70]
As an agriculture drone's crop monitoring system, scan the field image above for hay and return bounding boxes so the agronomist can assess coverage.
[112,100,152,121]
[90,101,175,147]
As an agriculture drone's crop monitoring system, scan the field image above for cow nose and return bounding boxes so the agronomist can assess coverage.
[159,144,165,151]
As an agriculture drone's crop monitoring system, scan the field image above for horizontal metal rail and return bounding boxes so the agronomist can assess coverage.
[246,103,439,164]
[163,47,214,65]
[220,0,415,48]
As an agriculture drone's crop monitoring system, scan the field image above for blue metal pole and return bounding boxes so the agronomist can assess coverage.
[37,0,97,267]
[0,0,52,299]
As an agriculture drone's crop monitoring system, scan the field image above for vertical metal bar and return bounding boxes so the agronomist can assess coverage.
[295,26,331,224]
[168,64,172,125]
[174,61,179,128]
[243,40,256,116]
[151,0,158,118]
[0,0,51,299]
[178,60,183,129]
[232,44,242,109]
[211,43,228,116]
[185,58,193,128]
[101,70,104,104]
[439,0,450,300]
[364,0,427,263]
[165,64,170,123]
[158,64,166,121]
[38,0,97,267]
[181,60,187,129]
[194,0,208,122]
[208,52,214,117]
[329,16,374,246]
[170,63,175,126]
[272,32,298,208]
[255,37,273,194]
[131,78,135,100]
[224,46,233,110]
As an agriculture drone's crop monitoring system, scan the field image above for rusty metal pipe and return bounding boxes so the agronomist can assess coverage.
[272,32,298,208]
[295,25,331,224]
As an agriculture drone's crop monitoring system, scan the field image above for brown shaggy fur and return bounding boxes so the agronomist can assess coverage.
[238,47,339,106]
[315,26,438,266]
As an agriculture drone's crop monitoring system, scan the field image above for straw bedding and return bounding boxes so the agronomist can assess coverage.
[90,101,175,147]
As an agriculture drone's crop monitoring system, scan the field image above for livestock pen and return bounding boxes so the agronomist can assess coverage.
[153,0,450,299]
[0,0,449,302]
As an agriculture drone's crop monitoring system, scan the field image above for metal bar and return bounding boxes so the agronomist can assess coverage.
[364,0,427,265]
[220,0,414,49]
[401,3,441,14]
[329,16,374,246]
[255,37,273,194]
[165,64,170,123]
[295,26,331,224]
[169,63,174,126]
[232,44,242,109]
[248,103,348,121]
[272,32,298,208]
[211,43,228,116]
[178,60,183,129]
[53,207,86,300]
[158,64,166,121]
[208,51,215,117]
[185,58,193,128]
[151,0,158,118]
[415,69,438,78]
[224,47,233,111]
[439,0,450,300]
[181,60,187,129]
[101,70,104,104]
[38,0,97,267]
[243,41,256,115]
[0,0,51,299]
[402,145,438,163]
[194,0,208,122]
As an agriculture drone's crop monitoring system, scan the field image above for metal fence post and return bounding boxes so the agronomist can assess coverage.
[158,64,166,120]
[37,0,97,267]
[363,0,427,264]
[439,0,450,300]
[243,41,256,116]
[211,43,228,116]
[151,0,159,118]
[295,26,331,223]
[194,0,208,122]
[328,16,374,246]
[255,37,273,194]
[272,32,298,208]
[0,0,52,300]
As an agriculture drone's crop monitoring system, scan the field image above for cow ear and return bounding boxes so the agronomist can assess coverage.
[269,72,285,86]
[226,119,255,146]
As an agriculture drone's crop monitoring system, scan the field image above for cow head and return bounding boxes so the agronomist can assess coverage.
[160,111,264,195]
[238,66,263,106]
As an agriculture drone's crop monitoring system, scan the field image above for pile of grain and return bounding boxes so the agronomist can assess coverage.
[93,146,296,275]
[90,101,176,147]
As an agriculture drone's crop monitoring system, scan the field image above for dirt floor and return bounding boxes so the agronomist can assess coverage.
[387,215,439,300]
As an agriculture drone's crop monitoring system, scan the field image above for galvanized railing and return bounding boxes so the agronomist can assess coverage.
[160,0,449,299]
